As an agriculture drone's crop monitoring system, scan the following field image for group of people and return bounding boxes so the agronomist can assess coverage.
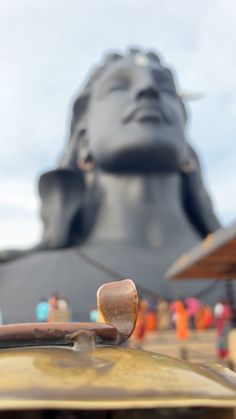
[35,294,71,322]
[132,296,232,358]
[36,294,233,359]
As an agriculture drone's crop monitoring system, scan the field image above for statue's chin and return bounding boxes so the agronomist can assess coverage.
[96,144,185,174]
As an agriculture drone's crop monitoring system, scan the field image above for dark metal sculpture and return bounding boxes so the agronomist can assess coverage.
[39,50,220,249]
[0,48,223,322]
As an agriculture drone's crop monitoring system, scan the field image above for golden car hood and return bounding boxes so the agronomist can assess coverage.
[0,346,236,411]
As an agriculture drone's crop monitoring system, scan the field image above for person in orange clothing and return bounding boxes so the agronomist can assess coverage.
[196,305,214,330]
[175,300,189,340]
[132,299,148,346]
[47,293,58,322]
[203,305,214,329]
[195,306,205,330]
[145,299,157,333]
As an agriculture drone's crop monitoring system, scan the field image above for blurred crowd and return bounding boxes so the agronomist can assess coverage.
[35,294,71,322]
[131,297,232,358]
[29,294,236,359]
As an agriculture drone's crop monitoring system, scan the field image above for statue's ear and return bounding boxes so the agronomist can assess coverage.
[58,92,90,171]
[71,92,89,134]
[58,122,92,172]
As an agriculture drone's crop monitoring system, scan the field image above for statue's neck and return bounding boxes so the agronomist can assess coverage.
[87,172,200,248]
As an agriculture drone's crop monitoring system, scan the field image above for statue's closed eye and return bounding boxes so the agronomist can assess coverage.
[107,84,128,93]
[98,75,130,96]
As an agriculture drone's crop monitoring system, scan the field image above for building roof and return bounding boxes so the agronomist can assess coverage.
[166,221,236,280]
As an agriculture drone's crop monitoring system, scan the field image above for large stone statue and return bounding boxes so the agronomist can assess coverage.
[0,48,222,322]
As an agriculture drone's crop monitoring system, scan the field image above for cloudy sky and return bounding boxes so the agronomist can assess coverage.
[0,0,235,249]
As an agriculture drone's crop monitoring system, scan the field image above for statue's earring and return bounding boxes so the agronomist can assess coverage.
[78,150,95,171]
[180,158,197,173]
[77,132,95,172]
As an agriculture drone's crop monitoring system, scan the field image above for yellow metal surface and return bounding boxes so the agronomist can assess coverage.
[0,346,236,410]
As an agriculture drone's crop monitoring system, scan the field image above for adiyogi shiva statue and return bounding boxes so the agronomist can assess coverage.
[0,48,222,322]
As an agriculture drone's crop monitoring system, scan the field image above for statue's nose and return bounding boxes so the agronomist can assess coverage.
[134,71,159,101]
[136,86,159,101]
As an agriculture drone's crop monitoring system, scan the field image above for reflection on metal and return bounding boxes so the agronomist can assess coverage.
[0,347,236,409]
[0,346,236,411]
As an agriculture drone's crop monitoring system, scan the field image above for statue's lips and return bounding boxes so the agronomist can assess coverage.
[122,104,166,124]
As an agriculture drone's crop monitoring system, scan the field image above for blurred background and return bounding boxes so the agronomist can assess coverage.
[0,0,235,250]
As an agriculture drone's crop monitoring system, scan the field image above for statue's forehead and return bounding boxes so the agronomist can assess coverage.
[94,55,165,86]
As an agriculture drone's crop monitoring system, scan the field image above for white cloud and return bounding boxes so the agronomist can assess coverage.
[0,180,38,212]
[0,180,41,249]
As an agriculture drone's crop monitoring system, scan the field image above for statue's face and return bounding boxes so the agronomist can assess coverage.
[87,56,188,173]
